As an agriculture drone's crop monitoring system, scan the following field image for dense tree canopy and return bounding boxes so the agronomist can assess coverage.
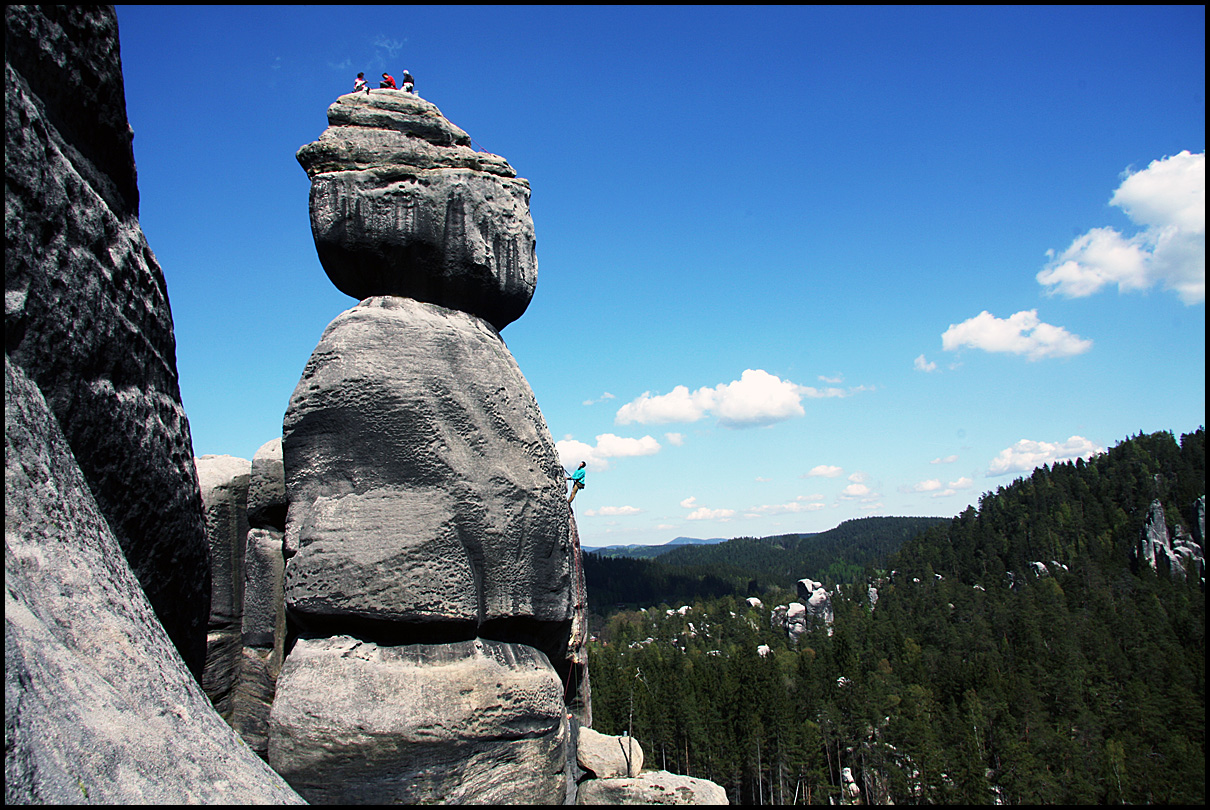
[587,429,1205,804]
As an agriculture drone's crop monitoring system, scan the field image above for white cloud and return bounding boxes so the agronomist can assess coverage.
[942,310,1092,360]
[914,354,938,372]
[841,483,872,499]
[930,455,958,464]
[819,374,845,384]
[615,369,865,428]
[687,507,737,521]
[585,505,642,517]
[804,464,844,478]
[1037,151,1205,304]
[747,495,827,516]
[848,472,868,484]
[582,392,616,406]
[908,479,943,493]
[987,436,1105,476]
[556,433,660,471]
[679,496,736,521]
[664,432,685,446]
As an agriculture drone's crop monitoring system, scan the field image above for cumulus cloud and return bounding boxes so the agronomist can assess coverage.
[556,433,660,471]
[904,476,974,497]
[804,465,844,478]
[679,496,736,521]
[1037,151,1205,305]
[664,432,685,446]
[942,310,1092,360]
[987,436,1105,476]
[615,369,865,428]
[914,354,938,372]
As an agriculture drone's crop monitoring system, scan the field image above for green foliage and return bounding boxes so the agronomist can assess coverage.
[585,429,1205,804]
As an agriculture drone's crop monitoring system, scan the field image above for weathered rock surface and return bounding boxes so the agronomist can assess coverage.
[269,635,567,803]
[5,357,304,805]
[5,3,210,677]
[297,90,537,330]
[1138,498,1206,580]
[282,296,573,657]
[576,770,730,805]
[196,454,252,716]
[247,437,286,530]
[577,727,644,778]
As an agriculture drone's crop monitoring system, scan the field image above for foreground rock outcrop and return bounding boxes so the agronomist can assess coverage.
[269,87,585,803]
[5,6,302,803]
[5,4,211,678]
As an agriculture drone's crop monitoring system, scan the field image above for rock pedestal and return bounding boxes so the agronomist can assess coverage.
[269,88,584,803]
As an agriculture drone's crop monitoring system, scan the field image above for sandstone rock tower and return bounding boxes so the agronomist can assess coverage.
[268,88,588,804]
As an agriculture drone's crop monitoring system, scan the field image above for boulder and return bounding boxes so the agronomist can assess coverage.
[282,296,573,658]
[577,727,643,778]
[269,635,567,804]
[5,357,304,805]
[296,91,536,330]
[5,4,211,677]
[576,771,729,805]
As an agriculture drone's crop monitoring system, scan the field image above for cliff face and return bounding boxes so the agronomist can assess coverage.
[268,88,587,804]
[4,6,302,803]
[5,4,210,677]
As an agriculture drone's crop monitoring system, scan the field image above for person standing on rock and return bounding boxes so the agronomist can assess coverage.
[379,72,397,89]
[354,72,369,94]
[401,70,415,94]
[567,462,586,503]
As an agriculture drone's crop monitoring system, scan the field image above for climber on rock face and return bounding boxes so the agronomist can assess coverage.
[379,72,397,89]
[567,462,586,503]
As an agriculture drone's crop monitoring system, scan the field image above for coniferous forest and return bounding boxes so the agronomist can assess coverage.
[585,429,1205,804]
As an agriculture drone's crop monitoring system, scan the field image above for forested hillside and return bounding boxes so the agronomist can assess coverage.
[587,429,1205,804]
[584,517,947,611]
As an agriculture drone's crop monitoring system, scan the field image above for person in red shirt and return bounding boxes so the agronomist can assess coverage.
[379,72,397,89]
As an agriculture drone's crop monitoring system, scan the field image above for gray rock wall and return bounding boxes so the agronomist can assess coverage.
[5,4,211,677]
[5,359,304,804]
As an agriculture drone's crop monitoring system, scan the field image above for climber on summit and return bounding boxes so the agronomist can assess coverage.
[353,72,369,94]
[567,462,586,504]
[401,69,415,94]
[379,72,397,89]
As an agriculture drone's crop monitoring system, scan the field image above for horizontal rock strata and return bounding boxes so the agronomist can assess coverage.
[297,91,536,330]
[269,635,568,804]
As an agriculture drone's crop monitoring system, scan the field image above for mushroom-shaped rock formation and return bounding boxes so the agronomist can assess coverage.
[297,90,536,330]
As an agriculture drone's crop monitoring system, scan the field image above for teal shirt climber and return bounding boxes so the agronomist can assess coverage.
[571,467,586,486]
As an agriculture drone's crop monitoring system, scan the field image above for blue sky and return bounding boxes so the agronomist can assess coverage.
[115,5,1205,547]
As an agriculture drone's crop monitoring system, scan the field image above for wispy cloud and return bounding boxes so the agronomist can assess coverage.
[583,392,616,406]
[803,465,844,478]
[745,495,826,516]
[930,455,958,464]
[615,369,868,428]
[942,310,1092,360]
[1037,151,1205,305]
[585,505,642,517]
[987,436,1104,476]
[913,354,938,372]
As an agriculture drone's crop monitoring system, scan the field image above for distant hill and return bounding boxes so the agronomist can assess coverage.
[582,536,728,560]
[583,516,946,610]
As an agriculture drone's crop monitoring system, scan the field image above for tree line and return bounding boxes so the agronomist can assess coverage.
[586,428,1205,804]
